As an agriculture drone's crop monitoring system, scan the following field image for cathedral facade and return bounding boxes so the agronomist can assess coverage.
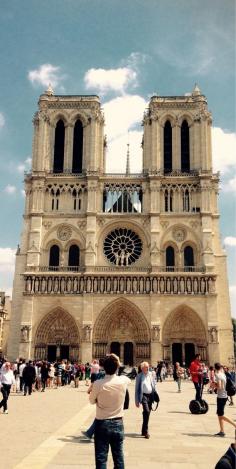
[7,86,233,366]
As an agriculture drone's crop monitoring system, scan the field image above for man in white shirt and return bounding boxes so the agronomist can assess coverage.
[89,353,130,469]
[214,362,236,437]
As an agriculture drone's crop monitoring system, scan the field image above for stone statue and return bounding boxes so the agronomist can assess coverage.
[209,327,217,343]
[115,251,119,266]
[125,252,130,266]
[21,326,29,342]
[152,326,160,342]
[120,249,125,266]
[84,325,92,341]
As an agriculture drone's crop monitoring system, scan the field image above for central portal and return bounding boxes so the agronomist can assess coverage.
[93,298,151,365]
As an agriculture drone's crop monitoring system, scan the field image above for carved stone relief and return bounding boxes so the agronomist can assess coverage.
[43,221,52,230]
[57,225,72,241]
[77,220,86,230]
[173,228,186,243]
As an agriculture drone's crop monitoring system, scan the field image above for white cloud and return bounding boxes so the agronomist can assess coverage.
[212,127,236,174]
[224,237,236,247]
[0,112,5,128]
[0,248,16,273]
[222,176,236,193]
[28,64,64,89]
[0,248,16,300]
[104,94,146,140]
[4,184,16,194]
[17,157,32,173]
[229,286,236,319]
[103,94,146,172]
[106,130,143,173]
[84,67,137,94]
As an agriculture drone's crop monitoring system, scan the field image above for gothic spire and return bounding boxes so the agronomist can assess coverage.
[126,136,130,175]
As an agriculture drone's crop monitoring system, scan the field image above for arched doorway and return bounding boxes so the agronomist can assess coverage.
[110,342,120,357]
[34,308,80,361]
[162,305,207,366]
[93,299,150,365]
[124,342,134,366]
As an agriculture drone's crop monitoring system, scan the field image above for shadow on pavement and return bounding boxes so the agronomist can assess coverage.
[124,433,144,438]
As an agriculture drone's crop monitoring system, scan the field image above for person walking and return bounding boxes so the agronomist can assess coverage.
[189,354,203,401]
[40,361,49,392]
[135,361,157,439]
[224,366,234,406]
[174,362,184,392]
[19,359,26,392]
[89,353,130,469]
[0,362,15,414]
[23,361,36,396]
[214,362,236,437]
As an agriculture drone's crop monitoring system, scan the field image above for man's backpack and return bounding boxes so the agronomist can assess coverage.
[226,376,236,397]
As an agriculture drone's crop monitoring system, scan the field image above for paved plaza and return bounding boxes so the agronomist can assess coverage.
[0,379,235,468]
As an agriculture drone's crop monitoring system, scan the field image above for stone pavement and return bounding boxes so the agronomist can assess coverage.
[0,379,235,468]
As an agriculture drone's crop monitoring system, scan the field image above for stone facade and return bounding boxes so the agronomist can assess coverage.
[0,292,11,357]
[7,85,234,366]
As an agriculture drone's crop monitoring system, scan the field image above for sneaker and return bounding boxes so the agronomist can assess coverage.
[3,410,8,414]
[81,431,92,439]
[214,431,225,437]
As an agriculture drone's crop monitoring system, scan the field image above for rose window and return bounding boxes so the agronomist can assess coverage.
[104,228,142,266]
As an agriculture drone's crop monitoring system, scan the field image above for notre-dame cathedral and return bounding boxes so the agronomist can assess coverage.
[7,85,233,366]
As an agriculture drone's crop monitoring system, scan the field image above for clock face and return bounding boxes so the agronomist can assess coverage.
[104,228,142,266]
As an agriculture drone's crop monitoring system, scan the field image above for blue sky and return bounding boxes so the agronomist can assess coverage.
[0,0,235,314]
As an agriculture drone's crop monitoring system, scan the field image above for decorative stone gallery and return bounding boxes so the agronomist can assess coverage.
[7,85,234,366]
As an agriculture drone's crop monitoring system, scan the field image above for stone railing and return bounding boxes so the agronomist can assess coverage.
[158,266,205,273]
[23,273,216,296]
[25,265,204,274]
[28,266,86,273]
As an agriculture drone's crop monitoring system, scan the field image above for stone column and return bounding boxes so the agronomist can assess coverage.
[173,123,180,170]
[64,124,74,172]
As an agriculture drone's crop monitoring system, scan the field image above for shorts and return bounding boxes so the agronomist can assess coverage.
[216,397,227,416]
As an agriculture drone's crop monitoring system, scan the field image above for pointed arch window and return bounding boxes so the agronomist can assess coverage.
[166,246,175,271]
[72,119,83,173]
[183,188,190,212]
[49,245,60,270]
[181,120,190,172]
[184,246,194,271]
[68,245,80,270]
[53,120,65,173]
[164,120,172,173]
[164,188,173,212]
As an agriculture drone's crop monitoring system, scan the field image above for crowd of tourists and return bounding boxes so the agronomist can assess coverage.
[0,355,235,468]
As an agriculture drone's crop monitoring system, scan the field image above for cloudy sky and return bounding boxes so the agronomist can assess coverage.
[0,0,235,315]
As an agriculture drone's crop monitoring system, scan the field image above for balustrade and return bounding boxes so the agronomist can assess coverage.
[24,273,216,296]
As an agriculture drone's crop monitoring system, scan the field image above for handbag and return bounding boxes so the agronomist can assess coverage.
[123,389,130,410]
[151,390,160,411]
